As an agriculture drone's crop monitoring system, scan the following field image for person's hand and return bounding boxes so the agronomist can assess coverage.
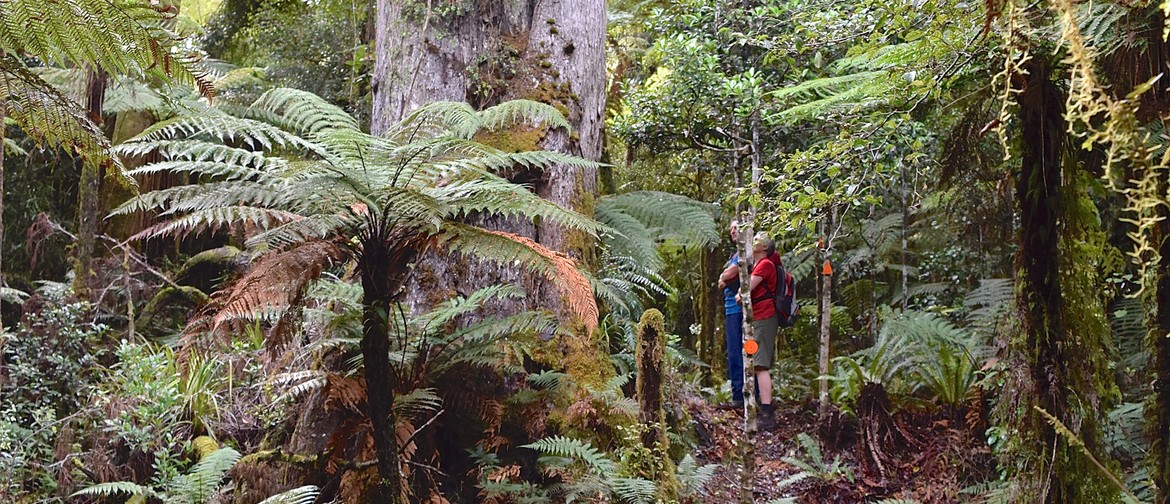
[735,293,742,304]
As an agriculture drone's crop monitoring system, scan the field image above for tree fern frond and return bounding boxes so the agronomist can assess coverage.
[72,481,159,499]
[596,203,660,270]
[251,87,358,136]
[478,99,572,134]
[441,225,599,336]
[272,370,328,403]
[397,100,481,139]
[0,55,130,184]
[256,485,320,504]
[200,241,343,336]
[597,191,719,248]
[0,0,213,97]
[128,206,304,241]
[132,114,333,160]
[416,284,525,329]
[394,387,443,417]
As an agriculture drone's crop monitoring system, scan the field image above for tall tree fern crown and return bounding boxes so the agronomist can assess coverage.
[113,88,605,332]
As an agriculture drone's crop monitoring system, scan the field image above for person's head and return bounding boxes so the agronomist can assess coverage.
[729,220,739,242]
[752,232,774,259]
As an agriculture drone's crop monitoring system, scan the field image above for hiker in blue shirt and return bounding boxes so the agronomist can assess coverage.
[717,220,745,409]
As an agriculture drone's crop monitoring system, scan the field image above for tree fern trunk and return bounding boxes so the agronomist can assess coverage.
[1015,57,1069,503]
[0,86,5,334]
[358,230,419,504]
[76,68,107,301]
[1151,182,1170,504]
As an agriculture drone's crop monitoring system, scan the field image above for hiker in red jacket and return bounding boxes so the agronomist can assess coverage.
[736,232,780,430]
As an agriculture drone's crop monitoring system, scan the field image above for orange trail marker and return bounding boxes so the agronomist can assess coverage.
[823,260,833,275]
[744,339,759,355]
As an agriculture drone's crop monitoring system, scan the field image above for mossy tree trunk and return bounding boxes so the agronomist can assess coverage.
[1011,57,1116,503]
[635,309,680,501]
[1151,179,1170,504]
[371,2,605,348]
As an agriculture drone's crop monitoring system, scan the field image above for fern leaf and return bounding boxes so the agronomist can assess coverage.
[256,485,320,504]
[72,481,159,499]
[441,225,599,336]
[524,436,617,475]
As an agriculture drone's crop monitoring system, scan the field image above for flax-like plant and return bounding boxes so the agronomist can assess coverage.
[112,88,603,502]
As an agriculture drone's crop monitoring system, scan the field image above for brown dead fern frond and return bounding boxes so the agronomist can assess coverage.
[477,230,598,337]
[182,240,344,346]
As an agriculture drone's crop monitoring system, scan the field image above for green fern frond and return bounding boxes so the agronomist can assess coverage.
[0,0,212,95]
[528,370,573,391]
[394,387,443,417]
[478,99,573,134]
[0,55,128,182]
[608,477,657,504]
[524,436,618,475]
[598,191,719,248]
[171,446,241,502]
[676,454,718,497]
[250,87,358,136]
[72,481,159,499]
[256,485,320,504]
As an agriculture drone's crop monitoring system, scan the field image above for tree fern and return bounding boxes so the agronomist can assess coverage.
[115,90,605,335]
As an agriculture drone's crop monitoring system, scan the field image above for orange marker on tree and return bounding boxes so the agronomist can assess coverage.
[744,339,758,355]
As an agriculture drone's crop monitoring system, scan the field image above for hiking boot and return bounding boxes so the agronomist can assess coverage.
[717,400,744,411]
[757,410,776,431]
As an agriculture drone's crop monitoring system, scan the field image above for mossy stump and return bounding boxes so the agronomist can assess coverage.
[635,309,680,500]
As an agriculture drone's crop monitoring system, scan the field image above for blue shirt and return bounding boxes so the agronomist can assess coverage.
[723,253,741,315]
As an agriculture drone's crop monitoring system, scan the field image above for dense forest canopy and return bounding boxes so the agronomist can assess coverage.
[2,0,1170,503]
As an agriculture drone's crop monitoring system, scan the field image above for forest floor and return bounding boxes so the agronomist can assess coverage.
[688,395,995,503]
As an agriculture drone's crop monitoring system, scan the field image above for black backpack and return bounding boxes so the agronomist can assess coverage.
[754,259,798,327]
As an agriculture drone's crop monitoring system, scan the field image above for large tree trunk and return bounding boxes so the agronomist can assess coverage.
[371,1,606,368]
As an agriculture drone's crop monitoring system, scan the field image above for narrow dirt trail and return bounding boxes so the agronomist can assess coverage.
[687,397,994,503]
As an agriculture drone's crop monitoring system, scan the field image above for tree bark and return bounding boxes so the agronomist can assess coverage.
[0,84,5,334]
[818,207,835,419]
[371,0,607,371]
[76,68,107,301]
[357,227,421,504]
[1151,169,1170,504]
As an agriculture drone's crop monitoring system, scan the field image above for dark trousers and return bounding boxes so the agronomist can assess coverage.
[725,311,744,403]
